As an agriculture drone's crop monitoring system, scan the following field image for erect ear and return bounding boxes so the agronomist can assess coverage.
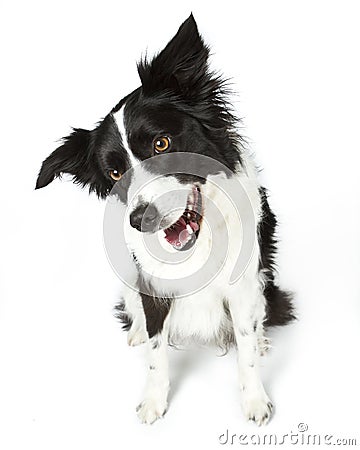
[137,14,210,97]
[35,127,96,190]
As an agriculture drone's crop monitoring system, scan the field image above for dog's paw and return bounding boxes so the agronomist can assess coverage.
[136,398,167,424]
[258,336,272,356]
[241,393,273,426]
[127,327,147,346]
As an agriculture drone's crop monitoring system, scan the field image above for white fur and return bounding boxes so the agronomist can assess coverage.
[116,114,272,425]
[136,317,170,424]
[113,105,140,167]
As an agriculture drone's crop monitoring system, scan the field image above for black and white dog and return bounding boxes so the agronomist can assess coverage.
[36,15,294,426]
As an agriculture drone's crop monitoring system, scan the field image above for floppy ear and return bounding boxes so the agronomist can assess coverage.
[35,128,96,190]
[137,14,210,97]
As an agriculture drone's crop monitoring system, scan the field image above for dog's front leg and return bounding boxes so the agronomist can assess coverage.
[228,278,273,426]
[136,294,171,424]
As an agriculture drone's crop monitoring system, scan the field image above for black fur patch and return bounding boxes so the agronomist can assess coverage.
[138,277,172,339]
[115,14,244,176]
[114,300,133,331]
[141,295,171,339]
[258,187,296,327]
[35,114,128,199]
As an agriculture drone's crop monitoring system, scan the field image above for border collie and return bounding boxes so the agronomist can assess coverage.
[35,14,295,426]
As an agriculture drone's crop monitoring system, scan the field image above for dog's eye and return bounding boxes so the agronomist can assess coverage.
[154,136,171,153]
[109,169,122,181]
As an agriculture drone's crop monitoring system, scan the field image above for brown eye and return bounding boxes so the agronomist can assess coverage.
[154,136,171,153]
[109,169,122,181]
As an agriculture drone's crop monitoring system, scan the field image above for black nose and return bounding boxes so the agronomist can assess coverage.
[130,203,160,232]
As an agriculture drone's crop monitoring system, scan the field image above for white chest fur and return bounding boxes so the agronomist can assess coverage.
[123,155,263,345]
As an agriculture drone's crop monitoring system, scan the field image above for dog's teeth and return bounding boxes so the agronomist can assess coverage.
[186,224,193,234]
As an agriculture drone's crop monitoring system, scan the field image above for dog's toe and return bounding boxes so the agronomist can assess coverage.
[258,336,272,356]
[241,394,273,426]
[136,398,167,424]
[127,328,147,346]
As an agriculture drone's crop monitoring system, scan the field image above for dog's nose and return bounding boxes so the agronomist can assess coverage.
[130,203,160,232]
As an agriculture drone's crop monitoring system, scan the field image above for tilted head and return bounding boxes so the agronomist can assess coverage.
[36,14,243,251]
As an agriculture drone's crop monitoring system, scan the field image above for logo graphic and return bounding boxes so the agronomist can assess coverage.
[103,153,257,296]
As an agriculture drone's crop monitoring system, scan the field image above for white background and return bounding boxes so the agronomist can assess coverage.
[1,1,360,448]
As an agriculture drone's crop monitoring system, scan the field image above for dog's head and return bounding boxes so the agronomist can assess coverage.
[36,14,242,251]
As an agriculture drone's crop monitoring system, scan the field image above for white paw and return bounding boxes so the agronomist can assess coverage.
[258,336,272,356]
[136,398,167,424]
[241,393,273,426]
[127,327,147,346]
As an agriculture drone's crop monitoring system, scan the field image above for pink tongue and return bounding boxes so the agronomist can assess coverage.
[164,210,200,248]
[164,228,178,244]
[178,229,190,244]
[190,221,199,232]
[164,216,191,247]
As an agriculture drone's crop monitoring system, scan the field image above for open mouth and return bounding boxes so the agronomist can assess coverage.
[163,186,202,251]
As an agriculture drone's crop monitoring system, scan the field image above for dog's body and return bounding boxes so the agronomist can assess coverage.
[36,15,294,425]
